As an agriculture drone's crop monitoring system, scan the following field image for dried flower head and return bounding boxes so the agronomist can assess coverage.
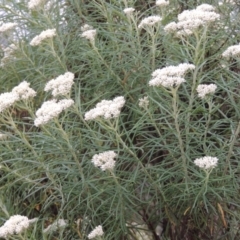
[84,96,125,120]
[139,96,149,109]
[12,81,37,100]
[81,29,97,43]
[0,92,19,113]
[34,99,74,126]
[0,133,8,140]
[138,16,162,29]
[91,151,117,171]
[196,84,217,99]
[0,215,34,238]
[156,0,169,7]
[149,63,195,88]
[88,225,104,239]
[222,44,240,58]
[30,29,56,46]
[164,4,220,36]
[44,72,74,96]
[194,156,218,170]
[123,8,135,15]
[43,219,68,234]
[0,44,17,67]
[0,23,17,33]
[28,0,47,10]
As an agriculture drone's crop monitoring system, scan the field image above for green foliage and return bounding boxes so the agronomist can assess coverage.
[0,0,240,239]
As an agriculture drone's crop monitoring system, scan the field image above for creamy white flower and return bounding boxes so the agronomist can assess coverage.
[222,44,240,58]
[149,63,195,88]
[123,7,135,15]
[156,0,169,7]
[139,96,149,109]
[194,156,218,170]
[30,29,56,46]
[0,23,17,33]
[91,151,117,171]
[0,92,19,113]
[0,215,35,238]
[196,84,217,99]
[84,96,125,120]
[0,44,17,67]
[34,99,74,126]
[138,16,162,29]
[88,225,104,239]
[43,219,67,234]
[81,24,93,32]
[81,29,97,42]
[28,0,47,10]
[45,72,74,96]
[12,81,37,100]
[164,4,220,36]
[0,133,8,140]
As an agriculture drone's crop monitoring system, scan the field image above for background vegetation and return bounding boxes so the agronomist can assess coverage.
[0,0,240,239]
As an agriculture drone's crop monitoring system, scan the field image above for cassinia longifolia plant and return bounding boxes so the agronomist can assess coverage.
[0,0,240,239]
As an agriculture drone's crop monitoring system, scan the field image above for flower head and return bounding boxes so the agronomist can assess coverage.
[138,16,162,29]
[0,215,35,239]
[164,4,220,36]
[0,92,19,113]
[149,63,195,88]
[222,44,240,58]
[44,72,74,96]
[12,81,37,100]
[196,84,217,99]
[0,23,17,33]
[123,8,135,15]
[30,29,56,46]
[28,0,47,10]
[194,156,218,170]
[34,99,74,126]
[156,0,169,7]
[139,96,149,109]
[43,219,68,234]
[81,24,93,32]
[88,225,104,239]
[81,29,97,42]
[91,151,117,171]
[84,96,125,120]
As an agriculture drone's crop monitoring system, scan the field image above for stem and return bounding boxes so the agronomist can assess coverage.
[224,121,240,174]
[203,100,213,152]
[171,88,189,191]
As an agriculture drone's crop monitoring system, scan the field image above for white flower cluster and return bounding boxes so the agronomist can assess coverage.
[0,44,17,67]
[0,23,17,33]
[164,4,220,36]
[222,44,240,58]
[88,225,104,239]
[12,81,37,100]
[43,219,68,234]
[34,99,74,126]
[138,16,162,29]
[81,30,97,42]
[139,96,149,109]
[194,156,218,170]
[0,81,36,113]
[0,215,32,238]
[123,7,135,15]
[81,24,93,32]
[149,63,195,88]
[156,0,169,7]
[84,96,125,120]
[30,29,56,46]
[91,151,117,171]
[196,84,217,99]
[44,72,74,96]
[28,0,46,10]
